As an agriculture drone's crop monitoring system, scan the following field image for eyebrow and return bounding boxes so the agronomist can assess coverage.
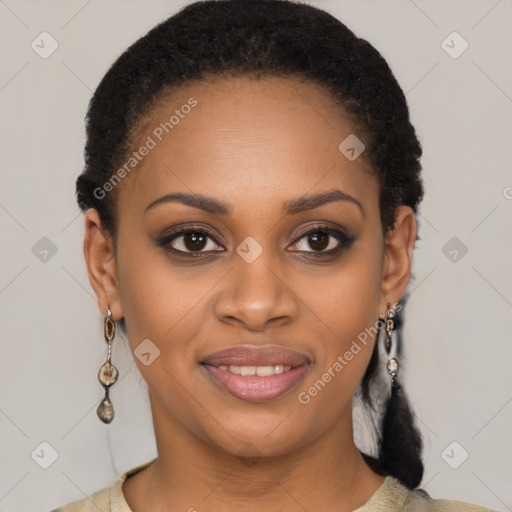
[144,189,364,217]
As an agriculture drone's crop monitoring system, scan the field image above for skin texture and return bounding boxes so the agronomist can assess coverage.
[83,77,417,512]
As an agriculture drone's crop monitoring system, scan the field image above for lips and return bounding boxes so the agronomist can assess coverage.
[201,345,311,368]
[201,345,311,402]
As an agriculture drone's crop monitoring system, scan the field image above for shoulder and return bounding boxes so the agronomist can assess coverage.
[49,458,157,512]
[404,491,500,512]
[355,476,500,512]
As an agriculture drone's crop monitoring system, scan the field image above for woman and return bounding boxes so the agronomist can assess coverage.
[51,0,498,510]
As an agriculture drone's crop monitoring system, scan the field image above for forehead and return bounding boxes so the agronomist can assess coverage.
[117,76,377,216]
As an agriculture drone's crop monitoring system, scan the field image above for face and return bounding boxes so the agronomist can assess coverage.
[85,76,415,459]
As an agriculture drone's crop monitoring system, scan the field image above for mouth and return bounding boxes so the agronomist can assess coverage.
[201,345,311,402]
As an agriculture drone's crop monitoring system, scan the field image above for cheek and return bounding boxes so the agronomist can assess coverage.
[115,244,167,343]
[294,242,383,400]
[114,244,212,421]
[299,243,382,349]
[115,237,227,388]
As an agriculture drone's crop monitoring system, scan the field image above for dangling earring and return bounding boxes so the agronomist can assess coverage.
[378,301,424,485]
[96,307,119,424]
[383,301,399,388]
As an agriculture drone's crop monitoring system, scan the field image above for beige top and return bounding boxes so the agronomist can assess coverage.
[51,458,498,512]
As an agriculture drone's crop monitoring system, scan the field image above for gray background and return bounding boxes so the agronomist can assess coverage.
[0,0,511,510]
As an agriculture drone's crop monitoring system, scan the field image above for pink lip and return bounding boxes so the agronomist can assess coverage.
[203,364,310,402]
[201,345,311,402]
[201,345,311,367]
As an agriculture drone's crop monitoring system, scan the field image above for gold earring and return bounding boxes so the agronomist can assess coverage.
[96,307,119,424]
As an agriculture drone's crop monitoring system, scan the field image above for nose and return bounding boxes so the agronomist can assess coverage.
[213,249,299,332]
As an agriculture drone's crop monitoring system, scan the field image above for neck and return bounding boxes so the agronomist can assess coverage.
[123,399,385,512]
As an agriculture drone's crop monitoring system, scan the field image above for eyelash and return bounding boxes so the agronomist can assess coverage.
[158,224,356,259]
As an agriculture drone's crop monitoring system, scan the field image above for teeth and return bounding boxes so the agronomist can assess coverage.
[256,366,274,376]
[217,364,293,375]
[240,365,256,376]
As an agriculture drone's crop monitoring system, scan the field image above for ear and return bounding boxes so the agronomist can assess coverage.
[379,206,418,315]
[83,208,123,321]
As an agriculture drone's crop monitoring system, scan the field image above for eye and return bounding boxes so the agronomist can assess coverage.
[158,226,224,255]
[158,224,356,258]
[288,225,356,257]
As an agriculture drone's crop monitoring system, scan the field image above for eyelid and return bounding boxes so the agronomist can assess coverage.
[292,223,350,241]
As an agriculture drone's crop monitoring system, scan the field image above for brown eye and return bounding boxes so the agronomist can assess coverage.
[289,226,356,256]
[158,228,224,254]
[306,230,329,251]
[180,232,208,251]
